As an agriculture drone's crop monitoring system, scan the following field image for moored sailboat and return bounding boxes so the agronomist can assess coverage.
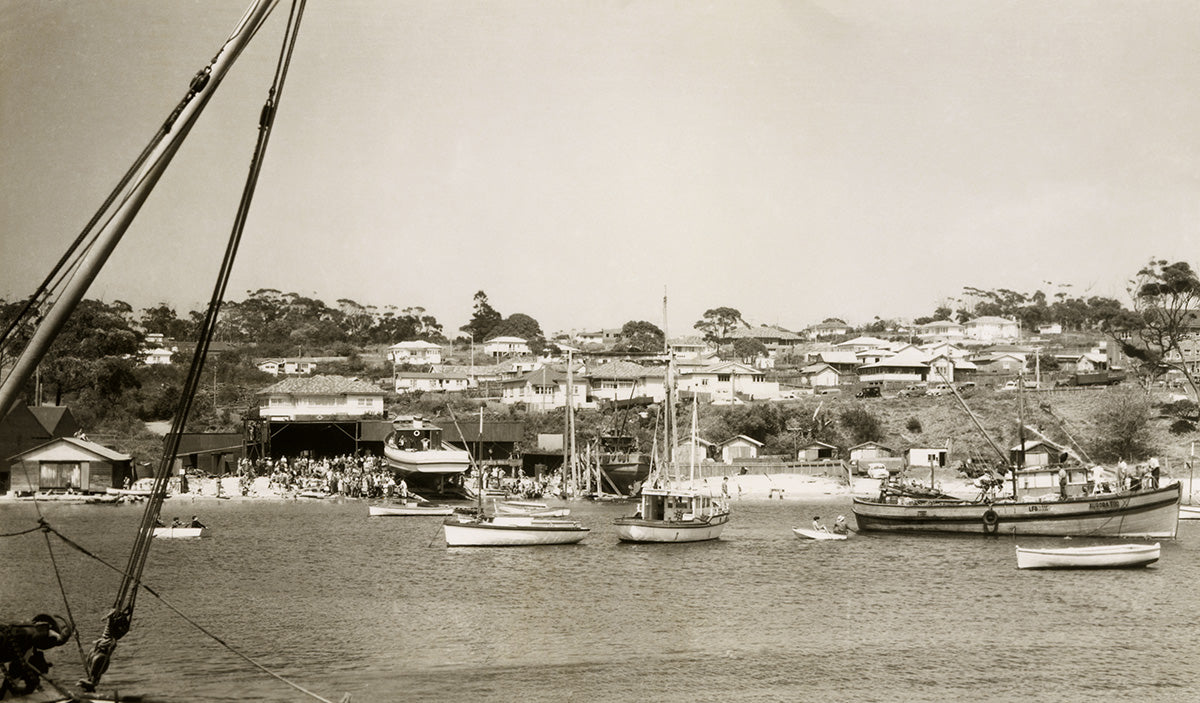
[613,298,729,543]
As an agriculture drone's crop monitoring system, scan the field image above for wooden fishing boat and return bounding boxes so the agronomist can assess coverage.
[368,501,455,517]
[442,514,589,547]
[852,481,1180,538]
[152,526,207,539]
[1015,542,1160,569]
[792,527,849,540]
[381,416,470,497]
[614,486,729,543]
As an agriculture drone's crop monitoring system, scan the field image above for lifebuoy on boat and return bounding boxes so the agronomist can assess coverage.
[982,508,999,534]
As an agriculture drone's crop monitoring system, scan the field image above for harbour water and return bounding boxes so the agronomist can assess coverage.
[3,497,1199,702]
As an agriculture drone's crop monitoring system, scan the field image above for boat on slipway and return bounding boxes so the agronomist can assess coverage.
[382,416,471,496]
[1015,542,1161,569]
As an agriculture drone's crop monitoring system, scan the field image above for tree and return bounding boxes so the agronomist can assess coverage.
[694,307,745,343]
[1090,387,1154,462]
[460,291,502,343]
[620,320,664,351]
[840,407,884,446]
[1115,259,1200,401]
[489,313,546,353]
[732,338,767,364]
[139,303,193,340]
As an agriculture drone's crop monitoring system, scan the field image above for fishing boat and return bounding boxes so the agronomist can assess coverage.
[1015,542,1160,569]
[613,316,730,544]
[0,3,348,700]
[152,526,208,539]
[852,374,1181,538]
[368,500,455,517]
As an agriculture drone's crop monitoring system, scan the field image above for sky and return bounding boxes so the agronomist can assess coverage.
[2,0,1199,338]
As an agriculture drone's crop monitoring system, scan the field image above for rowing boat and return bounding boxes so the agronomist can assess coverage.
[792,527,848,541]
[1015,542,1160,569]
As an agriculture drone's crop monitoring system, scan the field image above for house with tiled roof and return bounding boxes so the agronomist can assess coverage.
[724,325,803,347]
[836,336,891,352]
[677,361,781,402]
[964,316,1020,342]
[584,361,666,403]
[256,375,384,420]
[394,370,471,394]
[387,340,443,365]
[500,366,589,411]
[855,348,930,385]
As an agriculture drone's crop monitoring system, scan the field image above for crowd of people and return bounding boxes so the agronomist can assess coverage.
[229,454,402,499]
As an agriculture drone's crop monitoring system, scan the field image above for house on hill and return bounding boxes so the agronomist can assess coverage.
[256,375,384,420]
[806,320,852,340]
[256,357,318,376]
[584,361,666,403]
[387,340,443,366]
[964,316,1020,342]
[676,361,781,402]
[484,336,531,357]
[500,366,589,411]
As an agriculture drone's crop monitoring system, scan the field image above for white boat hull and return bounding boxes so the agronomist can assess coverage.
[852,483,1180,538]
[793,527,848,540]
[152,526,206,539]
[1015,542,1160,569]
[493,501,570,517]
[442,516,589,547]
[383,445,471,475]
[613,514,728,543]
[368,503,455,516]
[1179,505,1200,520]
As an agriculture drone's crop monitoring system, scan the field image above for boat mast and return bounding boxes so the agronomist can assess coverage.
[0,0,282,419]
[662,288,677,483]
[689,393,698,482]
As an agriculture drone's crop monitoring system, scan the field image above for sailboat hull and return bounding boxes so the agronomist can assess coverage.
[442,517,589,547]
[852,483,1180,538]
[613,513,729,543]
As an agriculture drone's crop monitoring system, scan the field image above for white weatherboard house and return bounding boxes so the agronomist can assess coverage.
[394,371,471,394]
[585,361,666,403]
[388,340,443,365]
[484,336,531,357]
[677,361,780,402]
[964,316,1020,342]
[257,375,384,420]
[500,367,589,411]
[256,357,317,376]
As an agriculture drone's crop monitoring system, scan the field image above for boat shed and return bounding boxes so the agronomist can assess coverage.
[171,432,244,476]
[798,441,838,462]
[6,436,132,495]
[1010,440,1070,467]
[906,446,948,469]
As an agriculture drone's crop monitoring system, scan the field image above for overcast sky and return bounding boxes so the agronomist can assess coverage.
[2,0,1198,337]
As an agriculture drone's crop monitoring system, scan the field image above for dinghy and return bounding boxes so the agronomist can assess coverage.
[1015,542,1160,569]
[792,527,848,541]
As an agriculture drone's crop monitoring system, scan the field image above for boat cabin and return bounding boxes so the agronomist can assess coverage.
[638,488,722,521]
[387,416,445,451]
[1014,465,1089,499]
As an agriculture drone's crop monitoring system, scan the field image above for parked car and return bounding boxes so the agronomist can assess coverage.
[897,384,927,397]
[926,383,953,396]
[855,386,881,398]
[816,387,843,395]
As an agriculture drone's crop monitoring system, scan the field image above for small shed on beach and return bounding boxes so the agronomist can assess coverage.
[798,441,838,462]
[1010,439,1070,467]
[849,441,895,463]
[907,446,948,469]
[718,435,763,463]
[7,436,132,494]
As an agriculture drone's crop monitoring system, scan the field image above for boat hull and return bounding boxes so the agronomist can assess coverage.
[152,526,206,539]
[1179,505,1200,520]
[793,527,848,540]
[852,483,1180,538]
[368,503,455,516]
[442,517,589,547]
[1015,543,1160,569]
[613,513,729,543]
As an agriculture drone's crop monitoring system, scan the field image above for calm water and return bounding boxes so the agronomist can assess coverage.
[3,497,1198,703]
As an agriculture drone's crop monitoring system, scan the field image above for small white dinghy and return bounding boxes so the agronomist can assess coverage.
[793,527,849,541]
[153,526,207,539]
[1179,505,1200,520]
[493,500,570,517]
[1015,542,1160,569]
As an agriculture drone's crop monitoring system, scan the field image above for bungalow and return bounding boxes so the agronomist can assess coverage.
[484,336,531,357]
[6,436,132,495]
[387,340,443,365]
[964,316,1020,342]
[256,375,385,420]
[855,348,930,385]
[668,336,714,358]
[971,352,1026,376]
[394,370,471,394]
[807,320,852,340]
[584,361,666,403]
[499,366,589,411]
[677,361,781,402]
[799,363,843,389]
[256,357,318,376]
[913,320,965,340]
[927,354,978,385]
[808,351,861,373]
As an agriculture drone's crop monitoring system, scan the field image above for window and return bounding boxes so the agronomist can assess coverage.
[718,374,730,382]
[535,385,555,396]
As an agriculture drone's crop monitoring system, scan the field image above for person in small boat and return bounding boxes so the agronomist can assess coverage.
[171,517,184,528]
[189,515,206,529]
[832,515,849,535]
[155,516,165,527]
[811,516,828,533]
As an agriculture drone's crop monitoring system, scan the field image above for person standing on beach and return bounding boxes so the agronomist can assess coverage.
[721,476,730,500]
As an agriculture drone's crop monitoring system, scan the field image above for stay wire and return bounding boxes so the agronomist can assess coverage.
[41,523,339,703]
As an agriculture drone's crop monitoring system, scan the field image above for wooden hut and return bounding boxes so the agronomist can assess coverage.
[7,436,132,495]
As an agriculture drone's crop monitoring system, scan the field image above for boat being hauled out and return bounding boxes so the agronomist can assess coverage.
[852,481,1180,538]
[1015,542,1160,569]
